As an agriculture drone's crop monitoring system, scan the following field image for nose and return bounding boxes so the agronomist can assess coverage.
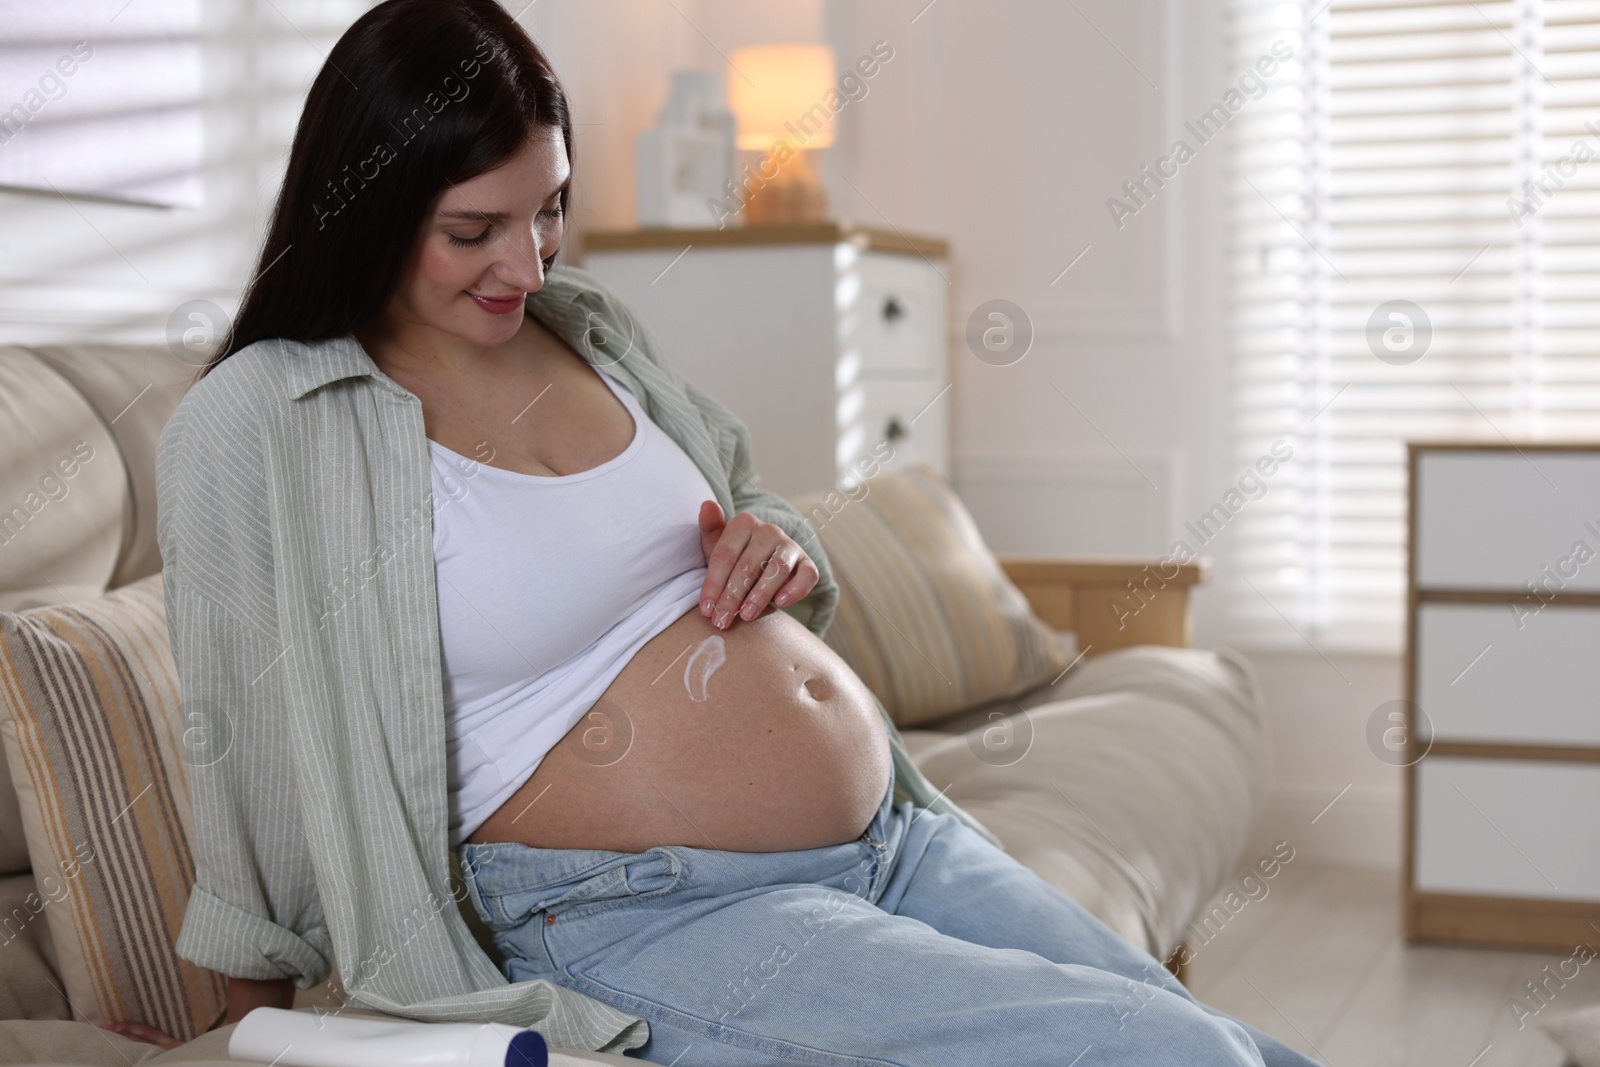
[498,222,549,292]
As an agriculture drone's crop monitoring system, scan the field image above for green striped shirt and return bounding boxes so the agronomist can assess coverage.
[156,264,1002,1054]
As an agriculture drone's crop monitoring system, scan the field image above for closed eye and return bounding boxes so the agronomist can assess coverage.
[448,227,493,248]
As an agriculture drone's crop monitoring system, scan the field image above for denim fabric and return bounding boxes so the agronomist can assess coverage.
[459,769,1320,1067]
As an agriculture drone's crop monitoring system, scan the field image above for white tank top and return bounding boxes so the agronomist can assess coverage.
[428,364,717,845]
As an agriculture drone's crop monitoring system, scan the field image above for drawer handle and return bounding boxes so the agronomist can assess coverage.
[882,296,904,323]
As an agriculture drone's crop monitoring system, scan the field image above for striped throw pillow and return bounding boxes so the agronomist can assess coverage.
[0,573,225,1040]
[787,463,1069,727]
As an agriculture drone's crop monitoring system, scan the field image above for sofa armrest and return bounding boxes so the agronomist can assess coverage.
[995,556,1210,657]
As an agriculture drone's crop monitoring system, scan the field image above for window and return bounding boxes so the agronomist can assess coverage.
[1228,0,1600,652]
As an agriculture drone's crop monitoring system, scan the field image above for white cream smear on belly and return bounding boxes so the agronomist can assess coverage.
[684,634,727,701]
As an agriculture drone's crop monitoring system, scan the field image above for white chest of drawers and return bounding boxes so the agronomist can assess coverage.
[581,222,950,500]
[1406,443,1600,948]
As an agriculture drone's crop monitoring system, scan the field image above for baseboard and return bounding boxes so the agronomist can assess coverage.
[1244,782,1401,872]
[1409,891,1600,950]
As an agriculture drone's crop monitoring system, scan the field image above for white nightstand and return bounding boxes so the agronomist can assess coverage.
[1406,442,1600,948]
[581,222,950,500]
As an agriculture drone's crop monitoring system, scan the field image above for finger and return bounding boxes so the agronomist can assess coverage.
[698,498,723,534]
[712,539,774,628]
[772,555,820,609]
[698,502,727,615]
[702,516,755,625]
[738,545,801,621]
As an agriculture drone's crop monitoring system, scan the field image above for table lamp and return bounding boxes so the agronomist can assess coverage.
[727,44,836,225]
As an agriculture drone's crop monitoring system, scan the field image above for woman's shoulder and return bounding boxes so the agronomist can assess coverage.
[541,262,630,313]
[537,265,654,345]
[159,336,325,466]
[178,336,308,408]
[536,264,678,382]
[175,334,356,419]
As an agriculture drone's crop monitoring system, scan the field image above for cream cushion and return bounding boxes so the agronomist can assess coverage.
[904,645,1271,959]
[0,575,225,1044]
[0,749,26,876]
[0,350,128,614]
[0,348,135,874]
[0,873,71,1022]
[788,462,1068,727]
[0,1015,641,1066]
[26,345,192,590]
[1541,1003,1600,1067]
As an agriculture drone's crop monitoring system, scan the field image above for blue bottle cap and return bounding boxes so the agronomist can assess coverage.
[505,1029,547,1067]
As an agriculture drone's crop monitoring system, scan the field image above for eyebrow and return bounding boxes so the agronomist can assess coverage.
[437,178,571,222]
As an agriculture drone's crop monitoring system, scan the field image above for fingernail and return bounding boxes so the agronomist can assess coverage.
[740,603,755,619]
[775,592,789,605]
[702,598,714,615]
[714,610,731,629]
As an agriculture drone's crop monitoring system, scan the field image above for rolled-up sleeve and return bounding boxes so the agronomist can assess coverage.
[158,383,333,989]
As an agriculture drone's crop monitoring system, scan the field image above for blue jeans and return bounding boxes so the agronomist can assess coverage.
[459,767,1319,1067]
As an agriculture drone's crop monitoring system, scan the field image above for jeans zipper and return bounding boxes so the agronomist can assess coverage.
[860,832,889,899]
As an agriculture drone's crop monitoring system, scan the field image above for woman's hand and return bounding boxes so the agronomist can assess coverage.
[98,1022,182,1050]
[697,500,818,629]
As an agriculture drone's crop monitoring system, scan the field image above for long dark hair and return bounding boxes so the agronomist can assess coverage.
[200,0,572,379]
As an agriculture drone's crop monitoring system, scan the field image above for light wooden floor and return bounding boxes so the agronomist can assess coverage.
[1183,863,1596,1066]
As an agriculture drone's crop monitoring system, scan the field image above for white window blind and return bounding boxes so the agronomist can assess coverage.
[1229,0,1600,652]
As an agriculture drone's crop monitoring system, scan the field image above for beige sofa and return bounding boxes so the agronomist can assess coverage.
[0,343,1271,1066]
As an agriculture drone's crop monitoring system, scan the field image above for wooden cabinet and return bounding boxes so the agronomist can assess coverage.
[581,222,950,500]
[1405,443,1600,948]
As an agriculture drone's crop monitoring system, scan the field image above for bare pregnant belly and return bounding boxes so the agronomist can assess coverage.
[465,601,893,853]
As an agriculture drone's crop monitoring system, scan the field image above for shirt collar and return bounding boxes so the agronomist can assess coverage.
[283,266,612,401]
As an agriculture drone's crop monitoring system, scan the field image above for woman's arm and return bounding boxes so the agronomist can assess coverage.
[97,974,294,1047]
[226,976,297,1025]
[157,376,335,993]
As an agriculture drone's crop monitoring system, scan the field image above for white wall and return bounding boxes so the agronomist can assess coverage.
[539,0,1410,873]
[818,0,1403,871]
[0,0,1405,871]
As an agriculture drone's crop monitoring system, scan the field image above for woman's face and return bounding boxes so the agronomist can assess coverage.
[388,126,569,348]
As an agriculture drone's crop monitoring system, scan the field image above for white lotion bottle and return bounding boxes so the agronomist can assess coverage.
[229,1006,548,1067]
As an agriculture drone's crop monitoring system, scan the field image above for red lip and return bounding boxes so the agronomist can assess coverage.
[469,292,524,314]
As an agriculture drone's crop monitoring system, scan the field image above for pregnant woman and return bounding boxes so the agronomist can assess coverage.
[143,3,1321,1065]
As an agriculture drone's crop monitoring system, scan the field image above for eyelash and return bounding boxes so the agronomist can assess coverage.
[448,228,492,248]
[446,205,563,249]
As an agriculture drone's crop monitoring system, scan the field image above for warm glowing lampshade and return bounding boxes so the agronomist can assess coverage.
[727,44,837,152]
